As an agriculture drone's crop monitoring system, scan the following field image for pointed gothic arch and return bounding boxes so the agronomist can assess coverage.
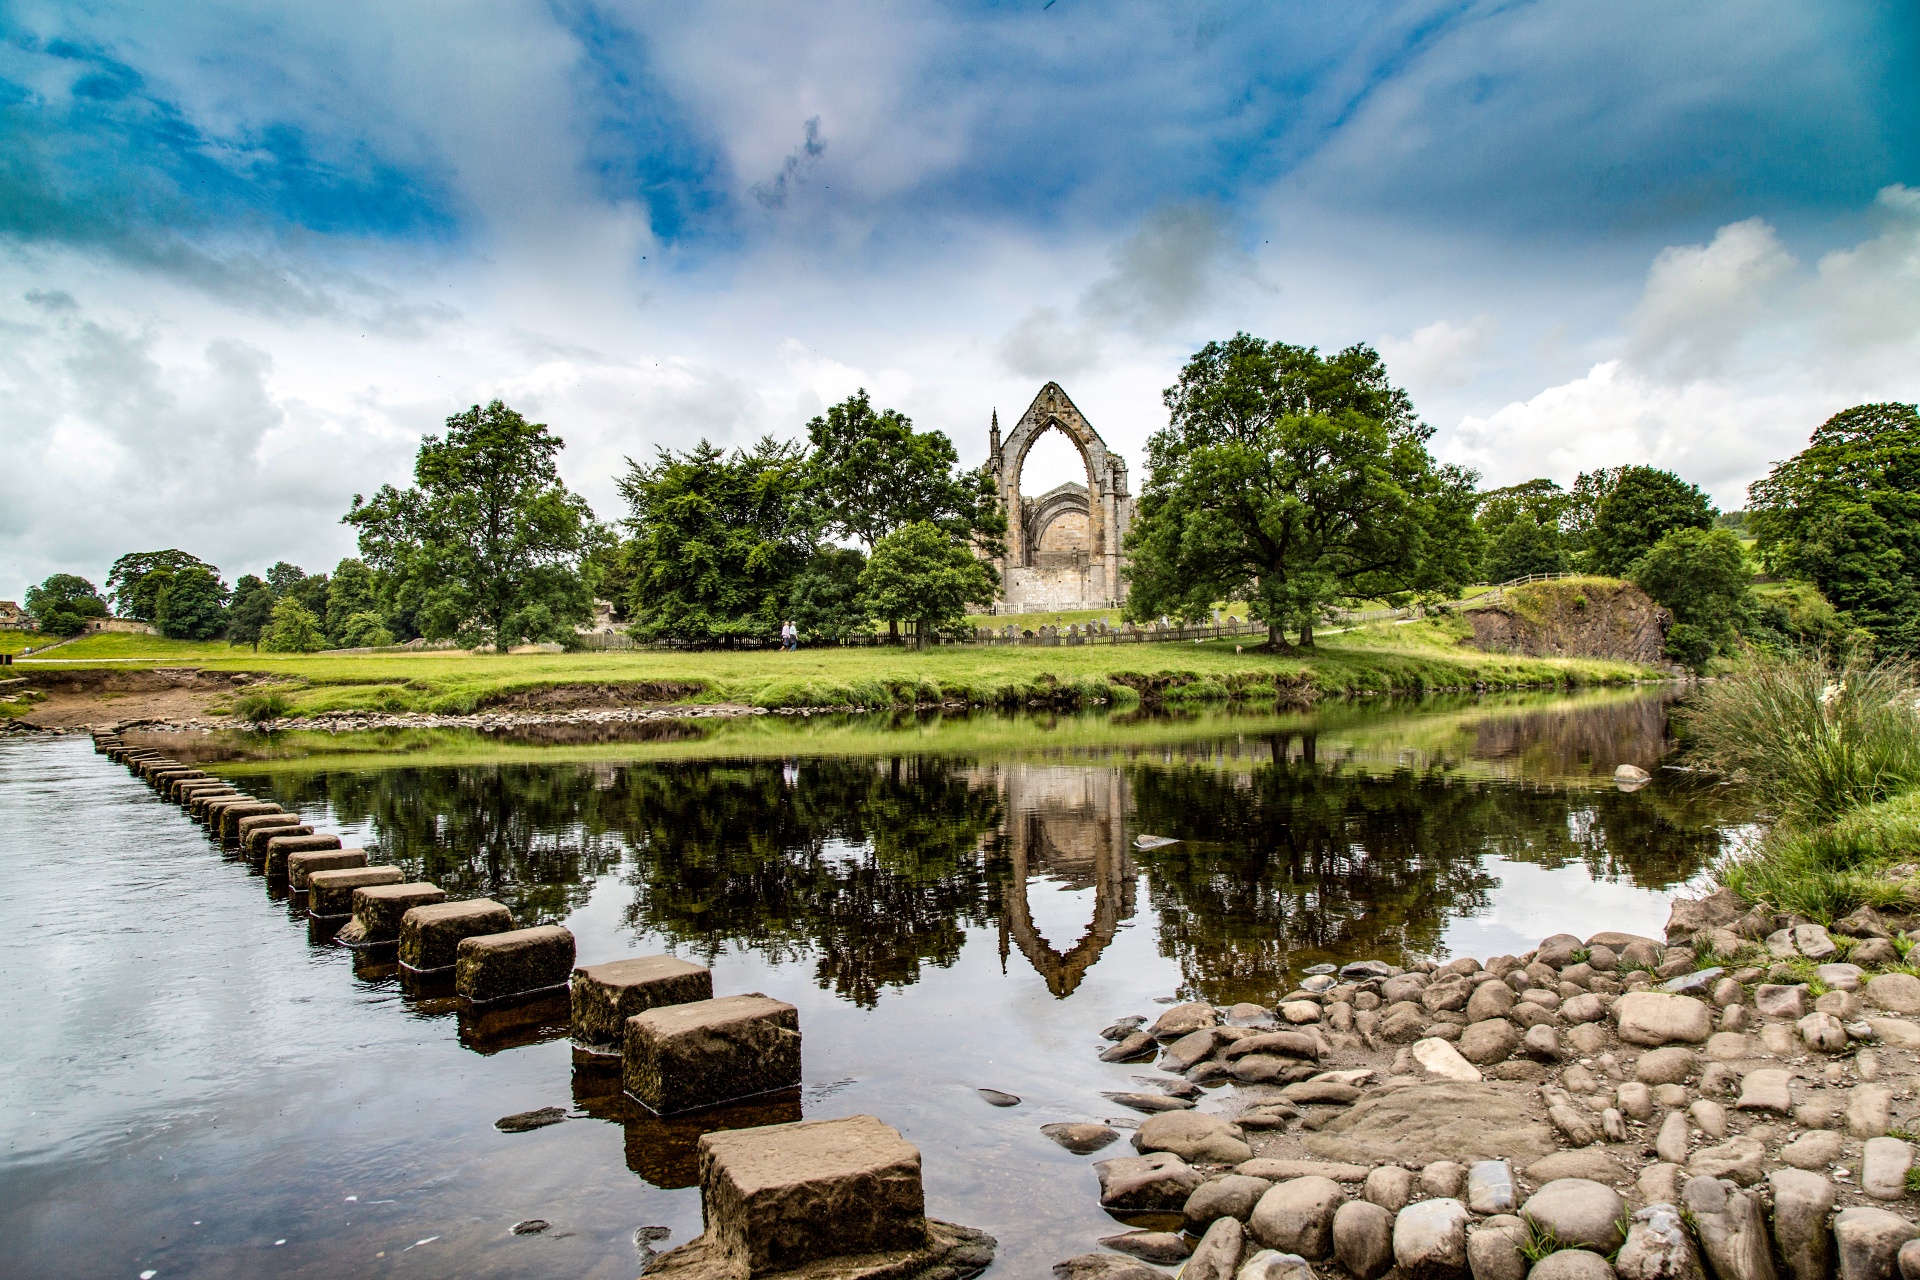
[985,382,1134,611]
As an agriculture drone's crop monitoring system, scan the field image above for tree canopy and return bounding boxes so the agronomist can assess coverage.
[859,522,996,648]
[805,389,1003,552]
[1749,402,1920,654]
[346,400,596,649]
[225,574,275,648]
[152,565,229,639]
[1124,334,1480,647]
[1585,466,1715,575]
[25,574,108,635]
[1632,527,1752,673]
[619,437,819,645]
[106,549,217,621]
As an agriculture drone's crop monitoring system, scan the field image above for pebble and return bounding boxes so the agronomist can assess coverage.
[1735,1068,1793,1113]
[1617,1081,1655,1120]
[1688,1135,1766,1185]
[1849,1084,1895,1138]
[1100,1231,1193,1264]
[1041,1122,1121,1154]
[1466,1215,1528,1280]
[1635,1047,1697,1084]
[1863,1137,1916,1201]
[1655,1110,1691,1163]
[1690,1098,1729,1138]
[1363,1165,1413,1212]
[1756,984,1811,1019]
[1780,1130,1845,1170]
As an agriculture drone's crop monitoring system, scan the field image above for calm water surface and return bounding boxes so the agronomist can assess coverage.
[0,691,1754,1279]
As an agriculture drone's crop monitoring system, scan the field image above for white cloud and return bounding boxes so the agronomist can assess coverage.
[1625,217,1794,378]
[1379,316,1494,389]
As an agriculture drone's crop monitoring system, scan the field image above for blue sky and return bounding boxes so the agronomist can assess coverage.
[4,0,1917,593]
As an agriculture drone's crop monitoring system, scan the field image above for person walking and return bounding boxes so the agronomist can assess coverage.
[781,620,797,651]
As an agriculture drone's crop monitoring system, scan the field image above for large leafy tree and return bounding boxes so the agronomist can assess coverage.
[324,558,381,647]
[24,574,108,635]
[1749,402,1920,654]
[346,400,596,649]
[1632,527,1752,673]
[859,522,996,648]
[1585,466,1714,575]
[620,437,819,645]
[1476,480,1569,582]
[153,565,229,639]
[226,575,275,649]
[106,549,216,620]
[788,546,871,643]
[1125,335,1481,648]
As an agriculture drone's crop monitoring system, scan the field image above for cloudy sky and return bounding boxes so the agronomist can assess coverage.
[4,1,1916,595]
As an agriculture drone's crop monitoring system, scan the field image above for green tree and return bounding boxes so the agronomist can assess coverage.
[1585,466,1714,575]
[620,438,818,645]
[24,574,108,628]
[324,558,380,647]
[1631,527,1752,672]
[1749,402,1920,654]
[153,565,229,639]
[226,574,276,649]
[346,400,596,650]
[1476,480,1569,581]
[261,596,326,652]
[106,549,217,620]
[1125,334,1481,648]
[859,522,996,649]
[788,547,871,643]
[335,611,394,648]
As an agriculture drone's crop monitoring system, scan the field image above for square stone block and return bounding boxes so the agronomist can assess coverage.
[572,955,714,1045]
[249,824,314,859]
[262,833,340,873]
[343,882,447,945]
[198,793,253,820]
[287,848,367,890]
[217,801,284,839]
[624,995,802,1116]
[307,865,405,917]
[174,779,227,802]
[455,925,576,1003]
[400,898,515,971]
[698,1115,926,1276]
[161,772,208,797]
[236,812,303,845]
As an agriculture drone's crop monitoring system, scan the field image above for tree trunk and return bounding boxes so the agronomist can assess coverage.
[1266,620,1286,649]
[888,618,899,645]
[1298,618,1314,648]
[914,619,927,650]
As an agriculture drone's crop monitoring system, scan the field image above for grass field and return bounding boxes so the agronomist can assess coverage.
[21,614,1659,716]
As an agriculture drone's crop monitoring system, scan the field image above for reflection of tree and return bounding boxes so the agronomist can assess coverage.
[608,758,1004,1008]
[253,765,623,923]
[1129,732,1729,1004]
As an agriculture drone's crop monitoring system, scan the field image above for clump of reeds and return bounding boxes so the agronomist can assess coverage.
[1679,649,1920,824]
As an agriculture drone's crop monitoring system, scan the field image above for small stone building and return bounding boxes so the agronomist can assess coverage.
[0,601,23,627]
[985,383,1134,611]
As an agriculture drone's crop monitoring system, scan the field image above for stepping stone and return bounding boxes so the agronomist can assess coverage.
[456,925,576,1004]
[571,955,714,1045]
[341,882,446,945]
[236,812,303,846]
[287,848,366,891]
[624,993,801,1115]
[307,865,404,917]
[216,801,284,839]
[248,824,313,858]
[399,898,515,971]
[264,832,341,874]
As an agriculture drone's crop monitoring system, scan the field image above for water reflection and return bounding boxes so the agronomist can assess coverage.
[209,691,1741,1010]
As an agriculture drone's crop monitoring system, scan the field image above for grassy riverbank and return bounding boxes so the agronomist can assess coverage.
[18,616,1655,718]
[1700,651,1920,920]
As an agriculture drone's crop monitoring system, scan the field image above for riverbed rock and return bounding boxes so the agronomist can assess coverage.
[1383,1004,1431,1042]
[1177,1217,1242,1280]
[1306,1083,1556,1166]
[1655,1111,1691,1164]
[1864,1138,1915,1201]
[1250,1177,1346,1260]
[1901,1241,1920,1280]
[1135,1111,1253,1165]
[1616,1204,1706,1280]
[1160,1027,1223,1071]
[1780,1131,1845,1170]
[1460,1021,1521,1065]
[1188,1175,1275,1228]
[1238,1160,1371,1184]
[1867,975,1920,1015]
[1043,1123,1120,1155]
[1735,1069,1793,1114]
[1100,1230,1191,1264]
[1615,993,1712,1046]
[1794,924,1838,960]
[1365,1165,1413,1211]
[1101,1031,1157,1063]
[1226,1031,1323,1062]
[1800,1011,1851,1053]
[1691,1099,1729,1139]
[1412,1038,1483,1082]
[1870,1019,1920,1048]
[1636,1048,1698,1085]
[1684,1176,1777,1280]
[1105,1091,1195,1113]
[1769,1169,1836,1280]
[1468,1215,1528,1280]
[1236,1250,1319,1280]
[1149,1002,1219,1039]
[1524,1025,1562,1061]
[1834,1207,1919,1280]
[1051,1253,1167,1280]
[1394,1198,1471,1280]
[1095,1151,1205,1211]
[1468,982,1517,1023]
[1561,994,1607,1026]
[1421,1162,1467,1199]
[1551,1102,1603,1149]
[1521,1179,1626,1253]
[1666,889,1744,945]
[1466,1161,1515,1215]
[1334,1201,1395,1280]
[1529,1251,1616,1280]
[1639,1164,1685,1208]
[1850,1085,1896,1138]
[1283,1081,1362,1106]
[1688,1135,1766,1185]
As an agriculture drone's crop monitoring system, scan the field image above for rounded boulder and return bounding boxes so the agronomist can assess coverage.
[1250,1175,1346,1260]
[1528,1249,1617,1280]
[1133,1111,1253,1165]
[1522,1179,1628,1254]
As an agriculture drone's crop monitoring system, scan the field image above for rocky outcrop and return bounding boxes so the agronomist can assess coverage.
[1465,579,1670,665]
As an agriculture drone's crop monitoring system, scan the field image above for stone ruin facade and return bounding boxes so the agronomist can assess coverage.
[984,382,1134,612]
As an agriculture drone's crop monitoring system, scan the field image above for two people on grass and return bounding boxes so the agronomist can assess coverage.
[780,620,799,651]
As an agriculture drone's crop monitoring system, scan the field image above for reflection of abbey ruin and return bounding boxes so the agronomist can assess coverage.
[987,382,1134,611]
[976,763,1135,997]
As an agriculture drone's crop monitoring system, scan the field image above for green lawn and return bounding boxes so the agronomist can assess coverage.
[23,614,1659,716]
[24,631,239,659]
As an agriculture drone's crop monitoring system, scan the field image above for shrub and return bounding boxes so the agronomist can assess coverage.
[233,690,293,723]
[262,598,326,653]
[1680,649,1920,823]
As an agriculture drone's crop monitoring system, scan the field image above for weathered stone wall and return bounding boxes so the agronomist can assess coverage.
[1465,580,1670,666]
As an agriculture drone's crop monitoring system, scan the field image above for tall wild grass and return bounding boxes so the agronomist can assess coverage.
[1680,649,1920,824]
[1687,650,1920,919]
